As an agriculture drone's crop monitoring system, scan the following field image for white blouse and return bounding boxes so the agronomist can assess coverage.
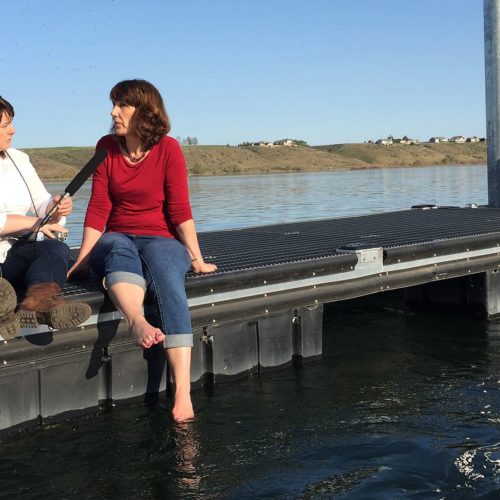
[0,149,55,263]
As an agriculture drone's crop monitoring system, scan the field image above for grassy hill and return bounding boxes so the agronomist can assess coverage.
[21,142,487,181]
[317,142,487,168]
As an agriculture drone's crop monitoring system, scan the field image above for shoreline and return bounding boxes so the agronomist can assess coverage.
[21,142,487,182]
[40,162,487,183]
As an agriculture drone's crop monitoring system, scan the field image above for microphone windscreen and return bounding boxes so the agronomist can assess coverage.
[64,148,107,196]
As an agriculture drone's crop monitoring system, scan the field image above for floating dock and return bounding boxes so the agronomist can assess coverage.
[3,206,500,431]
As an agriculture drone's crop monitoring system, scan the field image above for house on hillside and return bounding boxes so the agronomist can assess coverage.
[375,138,393,146]
[429,137,448,143]
[394,136,419,145]
[450,136,466,143]
[466,136,480,143]
[273,139,297,146]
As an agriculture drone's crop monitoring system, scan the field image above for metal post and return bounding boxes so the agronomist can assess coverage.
[485,0,500,207]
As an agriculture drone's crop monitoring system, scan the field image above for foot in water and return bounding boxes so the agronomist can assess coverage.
[172,391,195,422]
[130,316,165,349]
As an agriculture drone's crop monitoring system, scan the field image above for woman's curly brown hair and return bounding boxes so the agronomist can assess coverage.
[110,79,170,151]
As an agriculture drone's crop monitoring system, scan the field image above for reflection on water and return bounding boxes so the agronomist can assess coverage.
[46,164,487,247]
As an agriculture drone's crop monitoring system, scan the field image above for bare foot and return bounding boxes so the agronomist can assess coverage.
[130,316,164,349]
[154,330,166,345]
[172,391,195,422]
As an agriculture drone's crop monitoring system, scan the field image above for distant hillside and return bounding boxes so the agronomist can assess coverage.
[21,142,487,181]
[316,142,487,168]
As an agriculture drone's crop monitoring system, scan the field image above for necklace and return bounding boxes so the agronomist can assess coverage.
[126,149,147,162]
[124,144,148,163]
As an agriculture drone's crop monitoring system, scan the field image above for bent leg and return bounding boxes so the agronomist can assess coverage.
[140,238,192,346]
[5,240,90,330]
[92,233,164,349]
[107,282,164,349]
[140,237,193,420]
[3,239,70,288]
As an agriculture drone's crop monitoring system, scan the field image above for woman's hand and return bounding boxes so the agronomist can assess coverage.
[39,222,68,239]
[191,258,217,274]
[49,195,73,220]
[175,219,217,274]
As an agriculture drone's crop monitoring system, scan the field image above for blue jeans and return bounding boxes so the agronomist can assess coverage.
[1,239,70,290]
[91,233,193,348]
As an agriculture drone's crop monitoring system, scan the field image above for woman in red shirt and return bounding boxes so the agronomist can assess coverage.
[70,80,216,422]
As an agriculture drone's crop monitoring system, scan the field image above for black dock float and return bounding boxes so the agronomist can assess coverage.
[3,206,500,431]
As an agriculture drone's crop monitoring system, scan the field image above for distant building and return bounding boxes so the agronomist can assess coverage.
[250,141,274,147]
[273,139,297,146]
[394,136,419,145]
[466,136,480,143]
[450,136,466,143]
[429,137,448,143]
[375,138,393,146]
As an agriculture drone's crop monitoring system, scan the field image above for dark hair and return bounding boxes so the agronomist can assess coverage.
[110,79,170,150]
[0,97,14,158]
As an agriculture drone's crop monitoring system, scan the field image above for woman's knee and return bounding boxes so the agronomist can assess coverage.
[94,233,133,255]
[38,239,70,259]
[91,233,142,277]
[141,238,191,273]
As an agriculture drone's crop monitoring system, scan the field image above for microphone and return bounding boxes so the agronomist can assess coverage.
[27,148,107,240]
[65,148,107,196]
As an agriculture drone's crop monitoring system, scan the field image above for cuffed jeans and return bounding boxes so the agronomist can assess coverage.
[0,239,70,289]
[91,233,193,348]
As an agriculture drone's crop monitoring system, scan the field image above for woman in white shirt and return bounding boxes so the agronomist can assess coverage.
[0,96,91,339]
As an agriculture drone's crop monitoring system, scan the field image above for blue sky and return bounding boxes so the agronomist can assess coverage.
[3,0,486,148]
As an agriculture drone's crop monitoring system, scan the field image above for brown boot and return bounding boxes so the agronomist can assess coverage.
[0,278,20,339]
[0,277,17,317]
[0,311,21,340]
[18,282,91,330]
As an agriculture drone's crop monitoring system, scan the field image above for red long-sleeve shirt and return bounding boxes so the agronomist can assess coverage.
[84,135,193,238]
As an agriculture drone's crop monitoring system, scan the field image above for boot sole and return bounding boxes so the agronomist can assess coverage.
[0,278,17,317]
[0,312,21,340]
[19,303,92,330]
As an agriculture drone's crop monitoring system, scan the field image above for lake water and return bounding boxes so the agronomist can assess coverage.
[46,164,488,247]
[2,165,500,499]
